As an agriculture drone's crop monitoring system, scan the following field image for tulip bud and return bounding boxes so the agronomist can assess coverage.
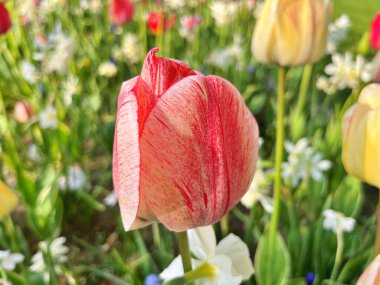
[113,48,259,231]
[0,181,18,219]
[357,254,380,285]
[252,0,332,66]
[13,101,34,123]
[0,3,11,35]
[342,84,380,189]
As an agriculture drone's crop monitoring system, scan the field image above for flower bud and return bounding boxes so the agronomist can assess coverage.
[13,101,34,123]
[342,84,380,189]
[252,0,332,66]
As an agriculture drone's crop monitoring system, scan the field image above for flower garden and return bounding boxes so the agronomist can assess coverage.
[1,0,380,284]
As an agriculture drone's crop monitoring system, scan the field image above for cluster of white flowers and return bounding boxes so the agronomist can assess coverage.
[39,106,58,130]
[210,1,240,27]
[113,33,143,65]
[327,14,351,54]
[282,138,332,187]
[208,36,244,70]
[59,165,87,191]
[98,62,118,77]
[20,61,39,84]
[62,75,80,106]
[161,226,254,284]
[323,209,356,234]
[0,250,24,271]
[317,53,372,95]
[30,237,69,283]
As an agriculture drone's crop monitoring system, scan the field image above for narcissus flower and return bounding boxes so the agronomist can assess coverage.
[113,48,259,231]
[370,13,380,50]
[0,3,11,35]
[342,84,380,189]
[0,181,18,219]
[109,0,134,25]
[357,254,380,285]
[252,0,332,66]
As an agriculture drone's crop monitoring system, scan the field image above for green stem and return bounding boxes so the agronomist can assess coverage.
[220,215,229,237]
[296,64,313,113]
[176,232,193,275]
[374,193,380,256]
[329,231,344,284]
[269,67,286,242]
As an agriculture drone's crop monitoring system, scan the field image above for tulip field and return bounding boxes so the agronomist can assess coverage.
[2,0,380,284]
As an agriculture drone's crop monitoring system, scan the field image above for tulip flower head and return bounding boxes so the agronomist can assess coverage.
[109,0,134,25]
[113,48,259,232]
[0,181,18,219]
[370,13,380,50]
[252,0,332,66]
[0,3,11,35]
[357,254,380,285]
[147,12,176,35]
[342,84,380,189]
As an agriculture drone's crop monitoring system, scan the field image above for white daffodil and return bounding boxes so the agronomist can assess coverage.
[323,209,356,234]
[30,237,69,283]
[241,168,273,213]
[160,226,254,284]
[0,250,24,271]
[282,138,332,187]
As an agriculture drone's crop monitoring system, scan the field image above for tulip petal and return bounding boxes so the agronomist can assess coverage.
[0,181,18,219]
[357,255,380,285]
[139,75,259,231]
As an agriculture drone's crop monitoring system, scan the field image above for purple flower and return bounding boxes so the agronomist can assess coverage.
[306,272,315,285]
[145,274,161,285]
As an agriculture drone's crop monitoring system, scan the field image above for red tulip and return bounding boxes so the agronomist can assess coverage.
[0,3,11,35]
[371,13,380,49]
[147,11,176,35]
[109,0,134,25]
[113,48,259,231]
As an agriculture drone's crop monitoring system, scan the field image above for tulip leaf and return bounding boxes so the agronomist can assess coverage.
[333,176,363,217]
[255,230,290,285]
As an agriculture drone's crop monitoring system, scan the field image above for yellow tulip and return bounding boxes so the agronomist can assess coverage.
[0,181,18,219]
[252,0,332,66]
[342,84,380,189]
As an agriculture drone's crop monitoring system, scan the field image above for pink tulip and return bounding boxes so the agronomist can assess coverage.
[357,254,380,285]
[109,0,134,25]
[371,13,380,50]
[113,48,259,232]
[0,3,11,35]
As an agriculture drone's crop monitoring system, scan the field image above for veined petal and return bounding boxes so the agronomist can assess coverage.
[188,226,217,260]
[139,75,258,231]
[215,234,254,280]
[0,181,18,219]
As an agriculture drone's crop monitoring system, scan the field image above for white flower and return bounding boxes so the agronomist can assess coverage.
[28,144,41,162]
[39,106,58,130]
[30,237,69,283]
[20,61,38,84]
[121,33,142,64]
[103,191,117,207]
[66,165,87,191]
[209,37,244,70]
[327,14,351,54]
[0,250,24,271]
[62,75,80,106]
[282,138,332,187]
[164,0,185,9]
[160,226,254,284]
[210,1,240,27]
[316,76,336,95]
[241,168,273,213]
[323,209,356,234]
[98,62,118,77]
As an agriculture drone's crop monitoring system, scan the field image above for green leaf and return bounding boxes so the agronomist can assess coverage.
[333,176,363,217]
[285,278,306,285]
[255,230,290,285]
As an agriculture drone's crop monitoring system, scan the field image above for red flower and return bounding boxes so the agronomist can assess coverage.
[109,0,134,25]
[0,3,11,35]
[371,13,380,49]
[113,49,259,231]
[147,11,176,35]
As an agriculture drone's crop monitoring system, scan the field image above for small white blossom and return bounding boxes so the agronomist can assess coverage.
[28,144,41,162]
[282,138,332,187]
[0,250,24,271]
[316,76,336,95]
[164,0,185,10]
[30,237,69,283]
[161,226,254,284]
[98,62,118,77]
[121,33,143,64]
[323,209,356,234]
[103,191,118,207]
[62,75,80,106]
[39,106,58,130]
[20,61,38,84]
[327,14,351,54]
[209,36,244,70]
[210,1,240,27]
[66,165,87,191]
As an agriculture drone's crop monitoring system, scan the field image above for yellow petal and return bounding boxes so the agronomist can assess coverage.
[0,181,18,219]
[359,83,380,109]
[364,108,380,188]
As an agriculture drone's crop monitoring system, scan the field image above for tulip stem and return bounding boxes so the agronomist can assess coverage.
[176,231,193,275]
[269,67,286,243]
[374,193,380,256]
[296,64,313,113]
